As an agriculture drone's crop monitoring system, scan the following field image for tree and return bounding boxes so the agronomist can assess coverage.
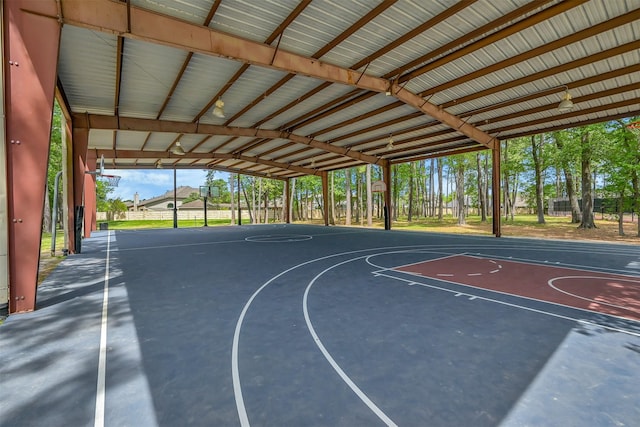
[96,180,113,212]
[601,120,640,236]
[578,127,599,229]
[229,174,236,224]
[181,192,201,204]
[45,101,64,232]
[531,134,546,224]
[345,168,352,225]
[449,155,470,225]
[476,153,488,222]
[552,131,581,223]
[106,198,127,220]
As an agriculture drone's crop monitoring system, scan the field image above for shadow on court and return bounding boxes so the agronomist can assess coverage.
[1,224,639,426]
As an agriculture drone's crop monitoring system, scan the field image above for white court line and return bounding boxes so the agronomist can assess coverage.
[232,242,640,425]
[94,231,112,427]
[232,244,435,426]
[375,271,640,337]
[303,257,398,427]
[548,276,640,314]
[471,252,640,277]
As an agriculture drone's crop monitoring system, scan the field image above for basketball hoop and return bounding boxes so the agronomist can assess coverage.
[371,180,386,193]
[98,174,121,187]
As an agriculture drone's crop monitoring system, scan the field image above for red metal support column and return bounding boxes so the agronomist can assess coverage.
[383,161,392,230]
[3,0,60,313]
[84,150,97,236]
[321,171,329,226]
[492,143,502,237]
[284,178,290,224]
[69,126,89,253]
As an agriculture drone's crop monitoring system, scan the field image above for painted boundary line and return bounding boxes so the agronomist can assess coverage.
[375,270,640,337]
[94,231,112,427]
[303,256,398,427]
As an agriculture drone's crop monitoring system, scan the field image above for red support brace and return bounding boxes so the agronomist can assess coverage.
[3,0,61,312]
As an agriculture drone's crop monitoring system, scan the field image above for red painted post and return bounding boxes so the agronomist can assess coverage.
[321,171,329,226]
[84,150,97,236]
[70,127,89,253]
[3,0,61,312]
[383,162,392,230]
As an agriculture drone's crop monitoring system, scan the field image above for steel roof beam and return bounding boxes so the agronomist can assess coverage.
[95,149,314,176]
[73,113,386,166]
[54,0,495,147]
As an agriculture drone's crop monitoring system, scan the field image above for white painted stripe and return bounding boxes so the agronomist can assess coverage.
[437,273,454,277]
[232,244,431,426]
[94,231,111,427]
[490,269,500,274]
[467,273,482,276]
[548,276,640,313]
[375,272,640,337]
[303,259,398,427]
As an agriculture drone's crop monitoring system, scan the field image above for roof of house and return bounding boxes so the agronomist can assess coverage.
[131,186,200,207]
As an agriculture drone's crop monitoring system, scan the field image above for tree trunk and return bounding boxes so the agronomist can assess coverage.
[618,193,625,236]
[456,163,466,225]
[42,180,52,233]
[554,135,582,223]
[241,180,254,223]
[565,170,581,223]
[476,153,487,222]
[393,165,399,220]
[264,187,269,224]
[345,168,352,225]
[407,163,415,222]
[330,171,336,225]
[428,159,433,217]
[229,174,236,224]
[532,135,546,224]
[578,130,596,229]
[290,178,296,221]
[258,178,263,223]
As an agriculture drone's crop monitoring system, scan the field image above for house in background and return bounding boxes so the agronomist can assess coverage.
[127,186,199,211]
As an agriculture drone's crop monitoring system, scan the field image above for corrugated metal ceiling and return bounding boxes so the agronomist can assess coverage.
[49,0,640,180]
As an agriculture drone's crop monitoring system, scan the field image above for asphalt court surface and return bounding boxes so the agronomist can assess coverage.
[1,224,639,427]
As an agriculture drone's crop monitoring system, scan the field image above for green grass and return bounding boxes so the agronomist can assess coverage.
[40,231,66,254]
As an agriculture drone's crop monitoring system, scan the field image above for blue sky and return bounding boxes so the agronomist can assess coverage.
[104,169,228,201]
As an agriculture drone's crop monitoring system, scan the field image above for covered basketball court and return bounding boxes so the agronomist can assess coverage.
[1,0,639,314]
[2,1,640,425]
[1,225,639,425]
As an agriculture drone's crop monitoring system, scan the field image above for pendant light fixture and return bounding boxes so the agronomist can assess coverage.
[558,86,574,112]
[212,99,225,118]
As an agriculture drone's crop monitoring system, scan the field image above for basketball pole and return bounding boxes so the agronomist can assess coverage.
[173,167,178,228]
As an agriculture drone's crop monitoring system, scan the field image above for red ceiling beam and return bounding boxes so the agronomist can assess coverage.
[54,0,496,147]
